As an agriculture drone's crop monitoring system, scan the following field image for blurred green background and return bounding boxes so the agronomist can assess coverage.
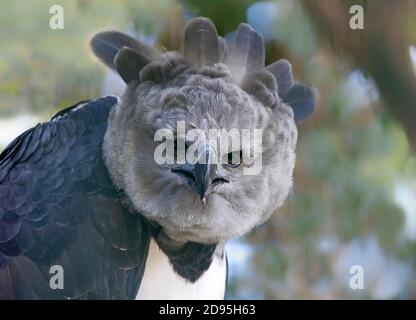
[1,0,416,299]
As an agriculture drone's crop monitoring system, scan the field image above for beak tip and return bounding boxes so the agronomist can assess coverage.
[201,197,207,205]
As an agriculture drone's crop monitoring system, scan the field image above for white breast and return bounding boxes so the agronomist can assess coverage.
[136,239,227,300]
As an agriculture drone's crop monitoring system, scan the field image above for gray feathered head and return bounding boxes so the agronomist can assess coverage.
[91,17,315,244]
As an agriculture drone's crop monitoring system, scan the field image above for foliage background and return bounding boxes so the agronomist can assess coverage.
[1,0,415,299]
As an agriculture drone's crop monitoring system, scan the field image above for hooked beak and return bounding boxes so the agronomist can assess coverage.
[171,145,229,202]
[193,159,217,202]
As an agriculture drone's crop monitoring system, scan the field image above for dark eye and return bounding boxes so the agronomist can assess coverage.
[225,150,242,168]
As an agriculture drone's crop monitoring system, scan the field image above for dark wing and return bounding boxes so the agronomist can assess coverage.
[0,96,151,299]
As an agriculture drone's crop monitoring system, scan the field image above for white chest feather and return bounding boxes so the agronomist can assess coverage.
[136,239,227,300]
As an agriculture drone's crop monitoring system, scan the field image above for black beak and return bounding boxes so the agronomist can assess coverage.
[193,160,217,202]
[171,145,229,202]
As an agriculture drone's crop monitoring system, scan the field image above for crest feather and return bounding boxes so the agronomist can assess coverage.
[225,23,265,84]
[266,59,294,97]
[181,17,220,69]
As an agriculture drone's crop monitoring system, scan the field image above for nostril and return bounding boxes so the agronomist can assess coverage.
[212,177,229,186]
[171,169,195,181]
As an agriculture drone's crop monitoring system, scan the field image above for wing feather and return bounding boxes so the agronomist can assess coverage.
[0,96,151,299]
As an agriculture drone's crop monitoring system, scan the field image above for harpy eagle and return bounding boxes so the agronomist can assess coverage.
[0,17,314,299]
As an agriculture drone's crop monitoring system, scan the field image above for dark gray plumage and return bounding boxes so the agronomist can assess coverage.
[90,30,159,71]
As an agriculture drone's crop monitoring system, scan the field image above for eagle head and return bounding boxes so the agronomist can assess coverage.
[90,17,314,244]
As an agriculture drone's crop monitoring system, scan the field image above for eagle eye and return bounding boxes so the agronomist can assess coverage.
[224,150,242,168]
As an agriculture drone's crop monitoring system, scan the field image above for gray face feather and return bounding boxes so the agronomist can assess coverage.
[91,17,314,244]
